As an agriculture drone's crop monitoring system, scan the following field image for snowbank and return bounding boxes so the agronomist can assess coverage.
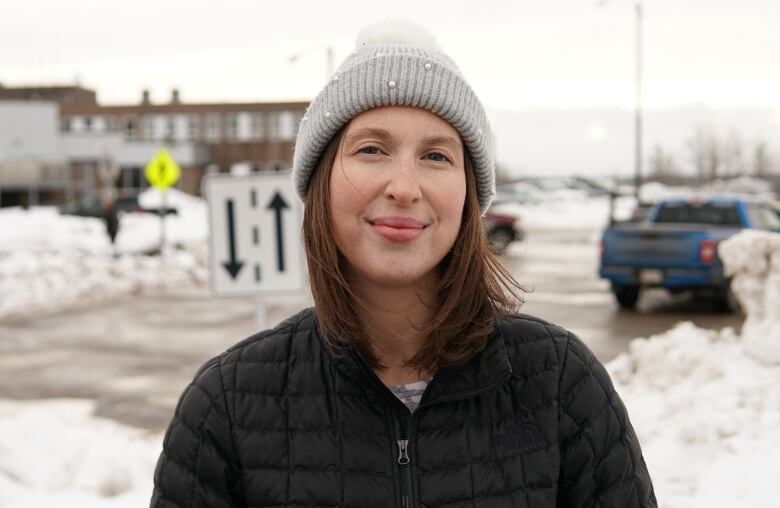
[608,229,780,507]
[719,230,780,365]
[490,177,775,231]
[640,176,775,204]
[0,188,209,321]
[491,194,637,230]
[0,399,162,508]
[120,188,209,257]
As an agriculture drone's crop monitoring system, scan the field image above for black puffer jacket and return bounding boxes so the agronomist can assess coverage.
[151,308,656,507]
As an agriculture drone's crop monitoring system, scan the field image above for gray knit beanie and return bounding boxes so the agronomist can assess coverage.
[292,19,496,213]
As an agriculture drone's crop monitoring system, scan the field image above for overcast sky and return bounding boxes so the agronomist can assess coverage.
[2,0,779,176]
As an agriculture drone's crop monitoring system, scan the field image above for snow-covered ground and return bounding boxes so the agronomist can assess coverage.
[0,179,778,506]
[0,189,209,321]
[492,175,776,231]
[491,192,636,230]
[608,229,780,508]
[0,399,161,508]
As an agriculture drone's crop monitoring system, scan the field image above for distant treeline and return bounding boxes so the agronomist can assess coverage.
[649,127,777,184]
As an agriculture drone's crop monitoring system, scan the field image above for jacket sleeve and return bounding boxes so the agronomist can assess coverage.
[151,355,243,507]
[557,332,657,508]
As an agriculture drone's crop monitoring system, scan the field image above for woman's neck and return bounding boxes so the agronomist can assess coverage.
[350,277,436,385]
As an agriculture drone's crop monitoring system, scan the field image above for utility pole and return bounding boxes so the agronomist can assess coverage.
[598,0,644,203]
[634,0,644,204]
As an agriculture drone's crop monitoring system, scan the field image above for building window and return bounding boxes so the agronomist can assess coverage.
[61,118,72,132]
[267,112,281,140]
[250,113,263,140]
[165,115,176,141]
[83,116,93,131]
[69,116,85,132]
[278,111,297,140]
[187,115,199,140]
[142,117,155,141]
[124,117,137,141]
[293,110,305,133]
[268,161,287,172]
[205,113,221,141]
[92,116,107,132]
[225,113,239,140]
[117,166,145,190]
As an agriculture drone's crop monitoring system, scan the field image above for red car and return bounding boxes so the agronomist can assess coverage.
[483,210,525,254]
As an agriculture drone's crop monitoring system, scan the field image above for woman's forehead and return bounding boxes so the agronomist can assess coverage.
[344,106,463,149]
[345,106,461,140]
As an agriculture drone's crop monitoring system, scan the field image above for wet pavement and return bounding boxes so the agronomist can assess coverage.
[511,228,743,361]
[0,228,743,431]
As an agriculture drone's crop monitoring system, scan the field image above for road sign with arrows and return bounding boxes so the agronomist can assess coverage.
[205,173,304,296]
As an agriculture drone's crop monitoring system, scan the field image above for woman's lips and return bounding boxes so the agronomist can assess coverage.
[369,217,427,243]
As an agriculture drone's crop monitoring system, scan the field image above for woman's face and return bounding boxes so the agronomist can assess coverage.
[329,106,466,289]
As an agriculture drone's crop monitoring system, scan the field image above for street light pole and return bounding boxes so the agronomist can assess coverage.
[597,0,644,202]
[634,0,644,204]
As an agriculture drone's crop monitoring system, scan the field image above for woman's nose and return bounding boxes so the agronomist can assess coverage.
[383,159,422,204]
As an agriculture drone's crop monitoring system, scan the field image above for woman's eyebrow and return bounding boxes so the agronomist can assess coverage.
[343,127,392,145]
[422,135,462,151]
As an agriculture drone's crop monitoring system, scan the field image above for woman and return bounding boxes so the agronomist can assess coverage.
[151,19,657,508]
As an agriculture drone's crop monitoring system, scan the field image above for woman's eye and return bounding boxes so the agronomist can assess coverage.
[426,152,451,163]
[358,146,380,155]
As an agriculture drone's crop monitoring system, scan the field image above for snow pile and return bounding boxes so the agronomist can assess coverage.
[719,230,780,365]
[639,177,776,205]
[120,188,209,259]
[0,188,210,321]
[0,399,162,508]
[608,229,780,507]
[491,194,637,230]
[703,176,776,201]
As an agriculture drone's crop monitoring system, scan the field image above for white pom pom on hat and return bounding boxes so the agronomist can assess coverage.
[354,18,443,53]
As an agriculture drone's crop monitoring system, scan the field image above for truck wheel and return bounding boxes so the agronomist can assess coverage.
[613,285,640,309]
[488,229,512,254]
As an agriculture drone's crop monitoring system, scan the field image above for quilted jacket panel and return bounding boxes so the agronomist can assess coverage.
[151,308,657,508]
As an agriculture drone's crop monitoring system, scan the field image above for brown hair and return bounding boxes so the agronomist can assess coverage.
[303,127,527,374]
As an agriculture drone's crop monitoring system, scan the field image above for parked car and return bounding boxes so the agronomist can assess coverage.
[599,196,780,312]
[59,192,177,218]
[483,210,525,254]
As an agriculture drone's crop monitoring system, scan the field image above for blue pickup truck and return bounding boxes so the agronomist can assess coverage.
[599,196,780,311]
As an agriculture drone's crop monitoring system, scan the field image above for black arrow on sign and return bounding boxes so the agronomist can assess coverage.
[267,191,289,272]
[222,199,244,279]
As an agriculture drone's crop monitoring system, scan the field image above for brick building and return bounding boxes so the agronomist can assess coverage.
[0,83,309,200]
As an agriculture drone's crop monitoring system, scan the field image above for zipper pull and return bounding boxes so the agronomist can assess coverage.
[397,439,410,465]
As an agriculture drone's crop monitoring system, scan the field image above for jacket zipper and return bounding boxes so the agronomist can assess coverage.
[344,345,429,507]
[396,412,415,508]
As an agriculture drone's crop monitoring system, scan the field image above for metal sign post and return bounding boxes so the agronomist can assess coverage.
[205,173,305,331]
[145,149,181,254]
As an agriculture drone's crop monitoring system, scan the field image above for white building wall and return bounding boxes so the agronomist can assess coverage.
[0,101,62,158]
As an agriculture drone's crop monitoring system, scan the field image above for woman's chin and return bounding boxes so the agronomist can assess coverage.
[351,264,438,290]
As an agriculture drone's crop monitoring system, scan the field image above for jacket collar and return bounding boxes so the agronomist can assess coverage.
[321,316,513,409]
[419,324,512,407]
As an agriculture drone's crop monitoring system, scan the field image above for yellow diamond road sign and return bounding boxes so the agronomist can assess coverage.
[145,149,181,190]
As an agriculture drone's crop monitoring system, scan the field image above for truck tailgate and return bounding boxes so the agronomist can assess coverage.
[602,225,733,268]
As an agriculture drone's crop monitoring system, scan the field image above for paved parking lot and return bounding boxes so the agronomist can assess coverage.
[0,228,743,431]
